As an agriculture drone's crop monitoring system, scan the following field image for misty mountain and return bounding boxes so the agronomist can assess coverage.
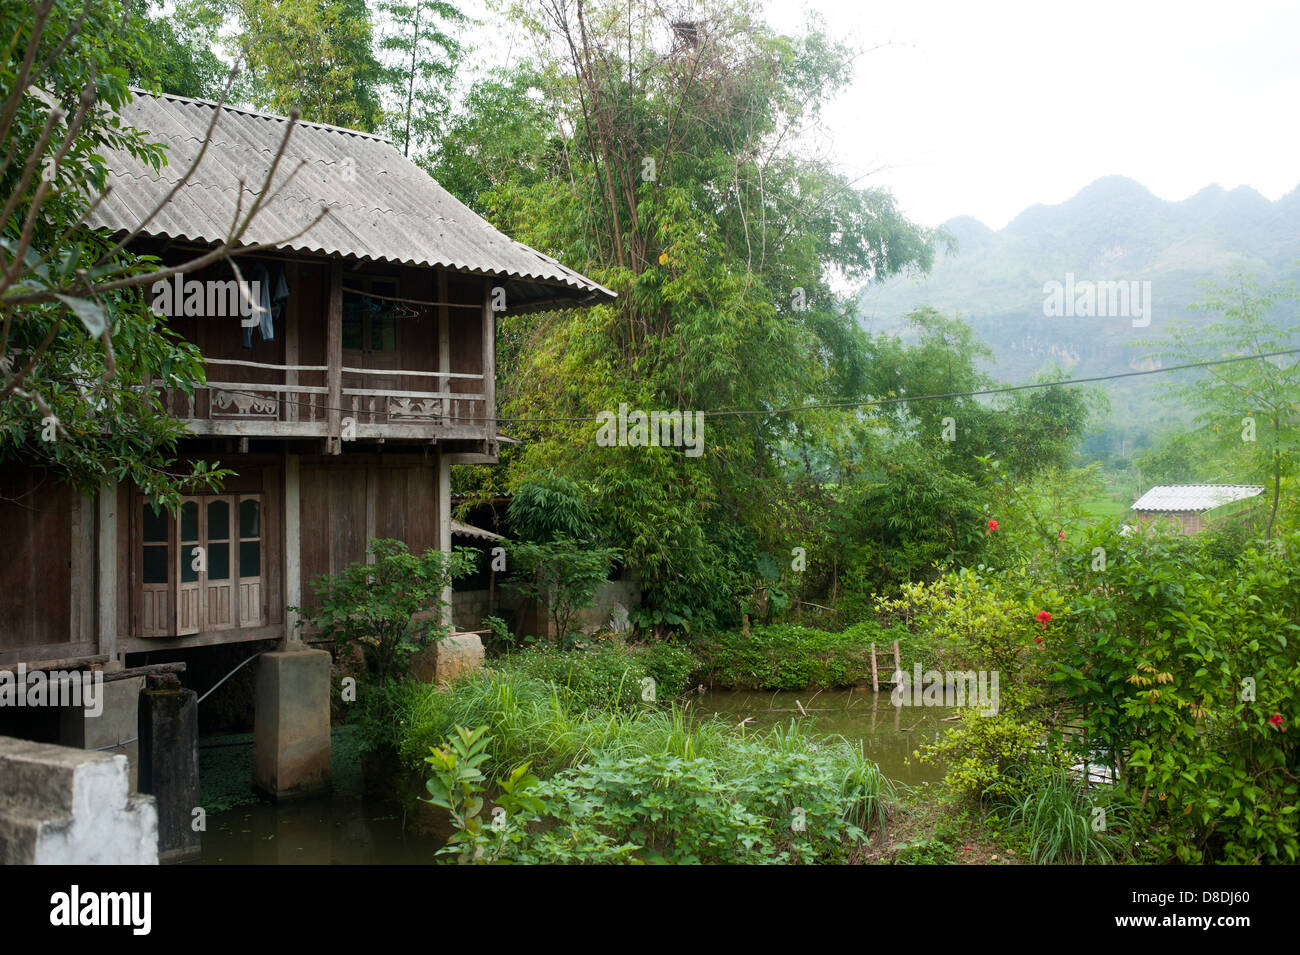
[857,176,1300,441]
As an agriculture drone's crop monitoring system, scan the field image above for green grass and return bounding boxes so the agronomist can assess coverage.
[1006,768,1125,864]
[390,669,896,861]
[1080,496,1128,521]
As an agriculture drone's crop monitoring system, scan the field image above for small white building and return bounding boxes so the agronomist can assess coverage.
[1131,484,1266,534]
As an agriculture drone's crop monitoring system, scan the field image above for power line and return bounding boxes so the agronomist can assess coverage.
[202,347,1300,429]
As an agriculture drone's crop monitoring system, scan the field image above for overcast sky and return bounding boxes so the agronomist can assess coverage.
[467,0,1300,230]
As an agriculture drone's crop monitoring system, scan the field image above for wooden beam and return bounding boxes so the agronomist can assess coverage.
[97,480,118,663]
[0,653,109,674]
[118,620,289,654]
[70,492,94,643]
[285,261,300,423]
[438,271,450,422]
[284,454,301,646]
[482,277,497,443]
[326,259,343,454]
[364,463,377,563]
[437,451,452,627]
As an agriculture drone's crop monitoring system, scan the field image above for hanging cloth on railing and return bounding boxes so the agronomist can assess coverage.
[238,260,290,348]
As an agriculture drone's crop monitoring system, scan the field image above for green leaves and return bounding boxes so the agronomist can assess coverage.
[296,539,476,689]
[53,293,107,339]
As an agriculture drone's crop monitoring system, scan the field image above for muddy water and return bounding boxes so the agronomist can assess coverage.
[695,689,956,787]
[200,794,446,864]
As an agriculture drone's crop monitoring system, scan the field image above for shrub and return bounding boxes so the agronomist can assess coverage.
[412,703,895,864]
[294,539,477,688]
[1005,767,1125,864]
[699,620,912,690]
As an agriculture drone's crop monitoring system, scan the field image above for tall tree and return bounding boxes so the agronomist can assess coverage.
[127,0,228,100]
[184,0,386,131]
[443,0,941,630]
[375,0,466,158]
[1162,271,1300,540]
[0,0,325,504]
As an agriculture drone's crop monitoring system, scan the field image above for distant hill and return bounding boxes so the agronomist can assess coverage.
[857,176,1300,445]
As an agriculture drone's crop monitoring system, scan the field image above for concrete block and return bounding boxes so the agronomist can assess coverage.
[253,648,331,800]
[60,675,145,790]
[411,633,484,686]
[0,735,157,864]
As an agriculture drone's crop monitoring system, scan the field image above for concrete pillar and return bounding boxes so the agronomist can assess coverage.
[59,674,146,790]
[137,674,200,863]
[0,735,157,864]
[253,648,331,800]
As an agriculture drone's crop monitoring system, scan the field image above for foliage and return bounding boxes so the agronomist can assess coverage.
[888,512,1300,863]
[1054,522,1300,863]
[439,1,942,634]
[423,724,543,864]
[374,0,466,159]
[827,444,987,601]
[294,539,476,688]
[494,642,696,710]
[411,674,894,864]
[504,538,621,643]
[1159,270,1299,539]
[129,0,228,99]
[699,621,916,691]
[183,0,386,131]
[506,472,596,544]
[0,0,240,506]
[1005,767,1125,864]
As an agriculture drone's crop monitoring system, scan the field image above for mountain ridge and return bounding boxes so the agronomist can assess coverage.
[858,176,1300,440]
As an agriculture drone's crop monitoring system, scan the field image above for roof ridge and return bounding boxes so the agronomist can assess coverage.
[126,87,394,145]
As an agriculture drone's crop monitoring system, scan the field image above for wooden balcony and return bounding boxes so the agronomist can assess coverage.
[162,358,492,443]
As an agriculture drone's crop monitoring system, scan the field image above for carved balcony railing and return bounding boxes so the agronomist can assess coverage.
[160,358,489,441]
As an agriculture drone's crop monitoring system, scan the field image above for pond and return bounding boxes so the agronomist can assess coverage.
[200,792,446,864]
[197,726,448,865]
[197,690,957,863]
[695,688,955,787]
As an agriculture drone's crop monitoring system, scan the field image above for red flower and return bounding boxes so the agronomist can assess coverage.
[1058,530,1066,540]
[1036,610,1053,625]
[1269,713,1285,730]
[1033,635,1043,644]
[986,519,998,534]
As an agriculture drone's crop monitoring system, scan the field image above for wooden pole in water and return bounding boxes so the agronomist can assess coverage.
[871,642,879,693]
[892,639,902,681]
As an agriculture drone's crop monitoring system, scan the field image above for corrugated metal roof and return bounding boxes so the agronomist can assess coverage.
[450,520,505,542]
[1131,484,1266,513]
[87,90,615,310]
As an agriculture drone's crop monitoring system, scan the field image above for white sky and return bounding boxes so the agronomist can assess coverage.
[463,0,1300,230]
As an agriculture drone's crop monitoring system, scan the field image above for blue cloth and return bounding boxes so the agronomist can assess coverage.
[239,261,289,348]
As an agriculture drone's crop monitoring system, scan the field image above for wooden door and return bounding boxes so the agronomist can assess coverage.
[343,280,401,424]
[237,496,264,627]
[176,498,201,635]
[203,498,235,630]
[139,501,173,637]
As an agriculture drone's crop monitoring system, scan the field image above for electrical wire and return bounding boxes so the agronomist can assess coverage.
[200,347,1300,428]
